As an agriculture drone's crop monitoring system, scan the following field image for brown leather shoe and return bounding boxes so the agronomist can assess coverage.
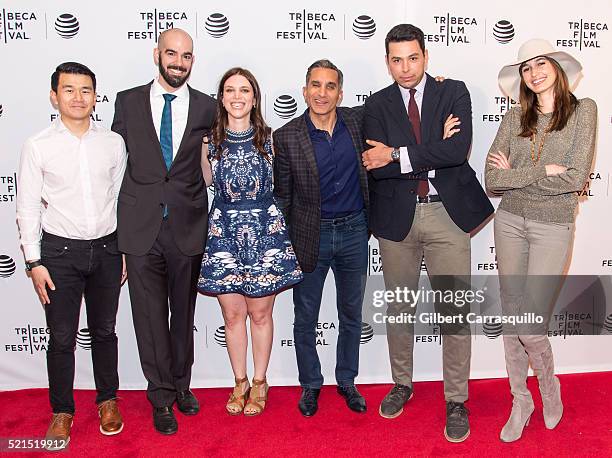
[98,399,124,435]
[45,413,72,450]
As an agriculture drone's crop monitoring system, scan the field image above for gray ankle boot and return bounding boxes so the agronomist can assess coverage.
[500,336,534,442]
[524,337,563,430]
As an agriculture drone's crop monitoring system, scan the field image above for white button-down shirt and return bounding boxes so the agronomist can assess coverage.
[397,76,438,195]
[16,118,127,260]
[150,77,190,160]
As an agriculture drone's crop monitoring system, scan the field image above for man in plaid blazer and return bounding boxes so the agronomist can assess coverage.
[273,59,370,417]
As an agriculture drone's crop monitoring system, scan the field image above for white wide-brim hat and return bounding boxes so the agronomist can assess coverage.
[498,38,582,101]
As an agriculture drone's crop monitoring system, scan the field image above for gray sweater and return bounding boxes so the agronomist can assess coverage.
[485,98,597,223]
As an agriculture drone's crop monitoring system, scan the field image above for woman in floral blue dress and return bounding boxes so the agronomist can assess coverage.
[199,67,302,416]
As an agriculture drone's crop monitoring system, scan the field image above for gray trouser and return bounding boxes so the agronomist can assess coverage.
[494,209,574,390]
[379,202,471,402]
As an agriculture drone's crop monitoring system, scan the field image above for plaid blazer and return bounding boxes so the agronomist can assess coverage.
[273,107,370,273]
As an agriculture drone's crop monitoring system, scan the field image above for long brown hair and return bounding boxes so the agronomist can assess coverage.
[212,67,271,159]
[518,56,578,137]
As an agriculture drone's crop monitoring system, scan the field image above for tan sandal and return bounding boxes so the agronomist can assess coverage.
[226,376,250,415]
[244,377,268,416]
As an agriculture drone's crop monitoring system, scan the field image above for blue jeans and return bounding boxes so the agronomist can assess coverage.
[293,210,368,388]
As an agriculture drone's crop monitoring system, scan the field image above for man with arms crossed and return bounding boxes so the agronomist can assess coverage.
[17,62,127,450]
[111,28,215,434]
[362,24,493,442]
[273,60,369,417]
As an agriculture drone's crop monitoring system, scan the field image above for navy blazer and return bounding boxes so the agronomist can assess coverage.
[364,74,493,241]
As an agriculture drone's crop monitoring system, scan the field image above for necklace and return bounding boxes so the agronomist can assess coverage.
[530,122,551,166]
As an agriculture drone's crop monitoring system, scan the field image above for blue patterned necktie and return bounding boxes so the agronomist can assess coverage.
[160,93,177,170]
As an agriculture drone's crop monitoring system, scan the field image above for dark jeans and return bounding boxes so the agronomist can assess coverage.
[42,231,122,414]
[293,210,368,388]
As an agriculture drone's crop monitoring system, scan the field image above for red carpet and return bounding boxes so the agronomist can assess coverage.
[1,372,610,457]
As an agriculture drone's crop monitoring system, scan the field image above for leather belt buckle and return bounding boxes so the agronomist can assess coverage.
[417,194,441,204]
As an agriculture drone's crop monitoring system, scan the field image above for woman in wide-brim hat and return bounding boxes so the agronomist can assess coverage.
[485,39,598,442]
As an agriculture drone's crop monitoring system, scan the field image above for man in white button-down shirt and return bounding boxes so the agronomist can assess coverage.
[16,62,127,450]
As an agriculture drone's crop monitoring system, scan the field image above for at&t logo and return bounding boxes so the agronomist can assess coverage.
[204,13,229,38]
[492,20,514,44]
[76,328,92,350]
[273,95,297,119]
[0,255,16,278]
[352,15,375,40]
[214,326,227,347]
[483,321,502,339]
[360,322,373,344]
[54,13,79,39]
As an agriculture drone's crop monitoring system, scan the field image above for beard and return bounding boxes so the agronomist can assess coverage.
[158,59,191,88]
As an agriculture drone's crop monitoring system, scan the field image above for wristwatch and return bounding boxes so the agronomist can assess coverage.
[25,260,43,271]
[391,147,401,162]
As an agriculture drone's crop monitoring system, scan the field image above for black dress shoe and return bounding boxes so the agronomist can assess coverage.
[153,406,178,435]
[444,401,470,443]
[337,385,367,413]
[176,390,200,415]
[298,388,321,417]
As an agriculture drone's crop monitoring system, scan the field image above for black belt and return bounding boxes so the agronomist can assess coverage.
[416,194,442,204]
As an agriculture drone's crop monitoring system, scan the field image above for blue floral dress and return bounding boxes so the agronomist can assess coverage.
[198,127,303,297]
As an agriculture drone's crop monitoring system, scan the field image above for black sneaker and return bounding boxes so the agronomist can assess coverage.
[379,383,413,419]
[444,401,470,443]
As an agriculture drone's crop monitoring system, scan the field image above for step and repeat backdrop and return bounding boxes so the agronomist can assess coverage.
[0,0,610,390]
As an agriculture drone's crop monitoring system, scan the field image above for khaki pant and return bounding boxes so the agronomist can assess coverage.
[379,202,471,402]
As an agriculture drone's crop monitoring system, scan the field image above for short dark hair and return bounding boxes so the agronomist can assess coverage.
[51,62,96,92]
[305,59,343,88]
[385,24,425,55]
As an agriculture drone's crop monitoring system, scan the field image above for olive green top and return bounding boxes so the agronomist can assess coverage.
[485,98,597,223]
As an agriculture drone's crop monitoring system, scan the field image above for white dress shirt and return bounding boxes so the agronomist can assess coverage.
[16,118,127,260]
[150,77,190,159]
[397,76,438,195]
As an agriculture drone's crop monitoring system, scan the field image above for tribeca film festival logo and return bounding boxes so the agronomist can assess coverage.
[0,255,16,278]
[576,172,602,198]
[280,322,336,347]
[482,96,518,123]
[425,14,479,46]
[492,20,514,44]
[5,325,49,354]
[204,13,229,38]
[127,10,189,40]
[273,95,298,119]
[557,19,608,50]
[0,9,38,43]
[476,246,498,272]
[50,94,110,123]
[0,172,16,204]
[276,10,337,42]
[548,311,592,338]
[368,246,427,275]
[54,13,79,39]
